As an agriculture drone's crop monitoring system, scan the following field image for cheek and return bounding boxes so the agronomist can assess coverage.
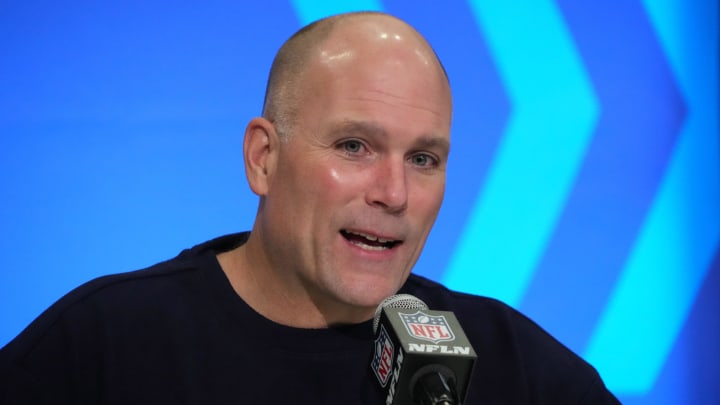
[269,159,370,233]
[306,163,372,200]
[317,167,343,190]
[409,177,445,221]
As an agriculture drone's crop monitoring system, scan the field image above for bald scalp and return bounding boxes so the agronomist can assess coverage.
[261,11,448,139]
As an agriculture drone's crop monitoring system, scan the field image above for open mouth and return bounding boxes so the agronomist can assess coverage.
[340,230,402,251]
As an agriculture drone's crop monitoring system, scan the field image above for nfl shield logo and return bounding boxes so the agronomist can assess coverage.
[399,311,456,344]
[371,325,395,387]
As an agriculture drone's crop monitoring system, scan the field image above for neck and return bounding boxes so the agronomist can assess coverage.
[216,233,374,328]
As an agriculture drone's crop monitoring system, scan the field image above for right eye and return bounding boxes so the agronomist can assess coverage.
[338,139,366,155]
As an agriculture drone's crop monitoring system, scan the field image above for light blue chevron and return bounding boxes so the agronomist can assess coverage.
[290,0,383,25]
[443,0,598,306]
[585,0,719,394]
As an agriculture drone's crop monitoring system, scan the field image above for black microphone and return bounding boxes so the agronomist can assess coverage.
[370,294,477,405]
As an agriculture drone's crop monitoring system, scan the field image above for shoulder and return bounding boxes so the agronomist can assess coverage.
[0,234,250,402]
[402,274,618,403]
[18,233,246,325]
[3,254,200,355]
[1,233,249,361]
[404,273,587,365]
[0,235,250,400]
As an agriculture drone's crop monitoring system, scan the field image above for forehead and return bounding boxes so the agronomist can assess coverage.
[284,16,452,148]
[300,68,451,144]
[308,21,450,111]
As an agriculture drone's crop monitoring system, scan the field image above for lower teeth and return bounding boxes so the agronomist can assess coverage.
[352,240,387,251]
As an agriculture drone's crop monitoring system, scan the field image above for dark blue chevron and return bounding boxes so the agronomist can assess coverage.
[383,2,511,282]
[616,249,720,404]
[519,0,686,354]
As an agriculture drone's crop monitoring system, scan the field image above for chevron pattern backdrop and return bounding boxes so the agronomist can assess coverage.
[1,1,717,403]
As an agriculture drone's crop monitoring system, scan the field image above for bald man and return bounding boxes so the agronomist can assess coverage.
[0,12,619,404]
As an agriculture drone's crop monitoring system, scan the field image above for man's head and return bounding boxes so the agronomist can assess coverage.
[242,12,452,325]
[262,11,450,140]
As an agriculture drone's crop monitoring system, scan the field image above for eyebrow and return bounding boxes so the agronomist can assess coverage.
[331,120,451,157]
[414,136,451,158]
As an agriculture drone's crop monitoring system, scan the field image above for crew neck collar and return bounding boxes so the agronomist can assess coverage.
[187,233,376,353]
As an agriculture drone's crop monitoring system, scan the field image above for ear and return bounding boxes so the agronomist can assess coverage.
[243,117,280,196]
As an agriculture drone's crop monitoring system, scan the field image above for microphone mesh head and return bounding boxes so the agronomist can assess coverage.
[373,294,429,333]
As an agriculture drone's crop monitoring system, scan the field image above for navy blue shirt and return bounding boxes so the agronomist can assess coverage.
[1,233,619,404]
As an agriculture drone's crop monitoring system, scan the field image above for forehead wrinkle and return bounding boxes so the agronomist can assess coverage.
[347,88,452,120]
[329,119,386,138]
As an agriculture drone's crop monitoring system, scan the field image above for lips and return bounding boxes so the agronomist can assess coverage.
[340,229,402,251]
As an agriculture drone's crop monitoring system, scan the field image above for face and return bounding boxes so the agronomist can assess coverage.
[258,22,452,317]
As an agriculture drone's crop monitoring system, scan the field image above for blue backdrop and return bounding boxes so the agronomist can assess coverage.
[1,1,717,403]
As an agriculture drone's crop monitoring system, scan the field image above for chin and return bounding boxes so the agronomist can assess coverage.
[337,280,402,311]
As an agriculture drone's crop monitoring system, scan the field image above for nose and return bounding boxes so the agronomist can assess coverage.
[366,156,408,215]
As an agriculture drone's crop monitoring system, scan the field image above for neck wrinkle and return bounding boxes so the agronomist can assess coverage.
[217,233,336,329]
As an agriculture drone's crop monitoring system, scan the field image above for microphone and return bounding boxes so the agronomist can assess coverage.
[370,294,477,405]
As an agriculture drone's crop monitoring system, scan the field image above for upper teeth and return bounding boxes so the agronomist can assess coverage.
[347,230,392,243]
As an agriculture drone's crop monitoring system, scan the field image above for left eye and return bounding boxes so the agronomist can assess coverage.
[410,153,437,167]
